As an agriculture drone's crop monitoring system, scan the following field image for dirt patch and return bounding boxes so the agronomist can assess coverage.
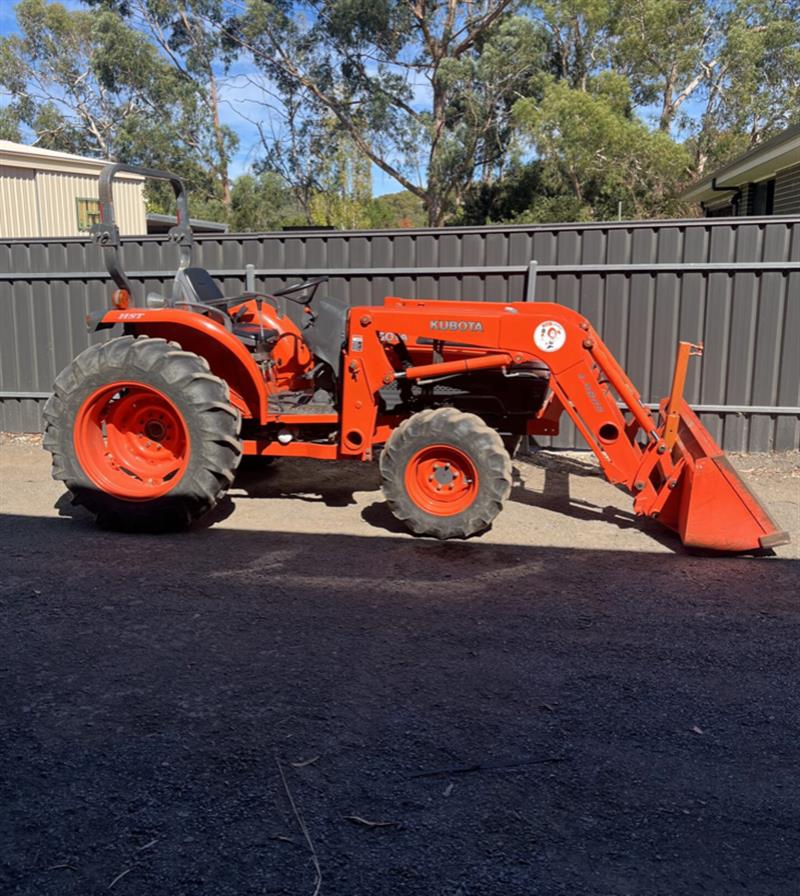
[1,441,799,895]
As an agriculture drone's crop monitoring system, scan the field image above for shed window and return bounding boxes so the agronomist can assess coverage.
[76,198,101,231]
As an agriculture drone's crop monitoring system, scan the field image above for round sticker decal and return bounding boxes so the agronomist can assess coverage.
[534,320,566,353]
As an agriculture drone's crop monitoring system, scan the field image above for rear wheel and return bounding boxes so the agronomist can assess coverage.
[43,335,241,531]
[380,408,512,539]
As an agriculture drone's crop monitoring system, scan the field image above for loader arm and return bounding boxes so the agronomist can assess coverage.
[343,299,788,553]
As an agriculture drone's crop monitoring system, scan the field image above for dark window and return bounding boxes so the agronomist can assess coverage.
[76,198,101,231]
[705,203,734,218]
[750,179,775,215]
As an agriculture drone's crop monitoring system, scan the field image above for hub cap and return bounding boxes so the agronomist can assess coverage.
[404,444,479,516]
[74,382,190,500]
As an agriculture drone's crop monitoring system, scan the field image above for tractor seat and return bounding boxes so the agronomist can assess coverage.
[174,267,275,346]
[175,267,228,306]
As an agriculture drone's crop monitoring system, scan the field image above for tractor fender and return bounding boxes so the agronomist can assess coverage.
[95,309,268,422]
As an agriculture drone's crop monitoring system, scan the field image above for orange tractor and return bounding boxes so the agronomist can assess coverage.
[44,164,787,552]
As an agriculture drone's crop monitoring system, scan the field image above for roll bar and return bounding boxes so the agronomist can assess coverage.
[90,163,193,304]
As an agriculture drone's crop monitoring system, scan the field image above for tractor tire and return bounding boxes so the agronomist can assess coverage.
[43,335,242,532]
[380,407,512,539]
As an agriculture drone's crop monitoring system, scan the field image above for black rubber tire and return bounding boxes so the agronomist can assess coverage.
[380,407,512,539]
[42,335,242,532]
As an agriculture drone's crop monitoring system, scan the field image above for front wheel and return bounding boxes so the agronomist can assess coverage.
[380,408,512,539]
[43,335,242,531]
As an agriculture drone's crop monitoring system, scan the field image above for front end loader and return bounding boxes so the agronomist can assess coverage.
[43,163,789,551]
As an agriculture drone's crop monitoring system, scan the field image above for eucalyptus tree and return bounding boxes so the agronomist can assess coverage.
[231,0,549,225]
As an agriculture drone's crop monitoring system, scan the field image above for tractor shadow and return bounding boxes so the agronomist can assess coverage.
[200,456,383,527]
[53,449,679,550]
[221,450,682,549]
[508,451,681,550]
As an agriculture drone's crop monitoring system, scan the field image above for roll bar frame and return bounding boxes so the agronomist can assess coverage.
[90,163,193,305]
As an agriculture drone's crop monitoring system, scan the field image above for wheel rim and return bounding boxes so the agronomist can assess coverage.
[74,382,190,500]
[404,444,479,516]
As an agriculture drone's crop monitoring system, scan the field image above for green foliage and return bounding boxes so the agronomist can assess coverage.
[308,134,373,230]
[709,0,800,151]
[614,0,711,129]
[456,163,546,225]
[0,105,23,141]
[1,0,170,157]
[367,191,427,229]
[514,76,692,220]
[229,171,306,231]
[237,1,540,225]
[536,0,618,88]
[85,0,239,209]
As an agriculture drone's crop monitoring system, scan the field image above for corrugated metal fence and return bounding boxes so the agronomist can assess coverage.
[1,215,798,451]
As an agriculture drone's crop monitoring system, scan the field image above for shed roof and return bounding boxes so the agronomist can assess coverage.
[0,141,144,180]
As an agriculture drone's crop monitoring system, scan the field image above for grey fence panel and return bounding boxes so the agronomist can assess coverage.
[1,215,799,451]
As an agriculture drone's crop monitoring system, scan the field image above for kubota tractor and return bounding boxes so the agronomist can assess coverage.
[43,164,788,551]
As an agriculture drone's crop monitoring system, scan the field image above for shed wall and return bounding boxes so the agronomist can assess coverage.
[0,165,40,238]
[0,166,146,238]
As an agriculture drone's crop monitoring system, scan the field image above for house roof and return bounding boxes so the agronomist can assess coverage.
[682,123,800,203]
[0,140,143,180]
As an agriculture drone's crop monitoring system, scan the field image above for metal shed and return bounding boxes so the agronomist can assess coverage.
[0,141,146,239]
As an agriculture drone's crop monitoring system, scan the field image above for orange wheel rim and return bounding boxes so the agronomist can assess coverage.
[74,382,190,500]
[404,444,479,516]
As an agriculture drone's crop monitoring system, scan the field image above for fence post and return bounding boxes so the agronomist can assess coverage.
[525,260,538,301]
[245,263,256,292]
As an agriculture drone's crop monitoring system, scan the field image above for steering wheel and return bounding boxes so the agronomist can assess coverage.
[272,276,329,305]
[187,275,329,316]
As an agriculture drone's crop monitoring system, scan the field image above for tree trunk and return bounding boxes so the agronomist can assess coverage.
[208,73,231,210]
[659,63,677,131]
[426,73,449,226]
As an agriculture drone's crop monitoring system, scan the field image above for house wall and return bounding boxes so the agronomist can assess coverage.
[740,183,753,215]
[774,163,800,215]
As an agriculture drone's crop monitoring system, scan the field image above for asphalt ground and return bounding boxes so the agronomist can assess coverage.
[1,436,799,895]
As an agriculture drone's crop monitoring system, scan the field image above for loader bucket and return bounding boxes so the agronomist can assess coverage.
[657,398,789,552]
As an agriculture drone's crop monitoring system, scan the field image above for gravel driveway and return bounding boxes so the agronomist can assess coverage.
[1,436,799,895]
